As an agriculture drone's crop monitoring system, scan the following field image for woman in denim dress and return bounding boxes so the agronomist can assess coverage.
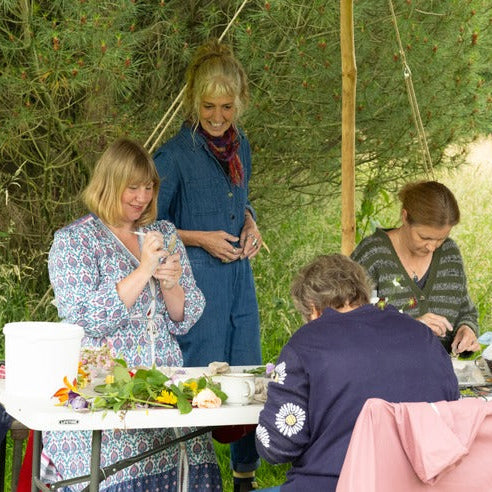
[153,39,262,492]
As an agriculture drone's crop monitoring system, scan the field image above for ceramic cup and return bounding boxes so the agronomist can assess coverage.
[218,373,256,405]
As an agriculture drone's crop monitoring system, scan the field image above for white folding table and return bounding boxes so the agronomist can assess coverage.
[0,368,263,492]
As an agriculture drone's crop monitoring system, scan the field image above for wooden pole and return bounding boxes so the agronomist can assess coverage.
[340,0,357,255]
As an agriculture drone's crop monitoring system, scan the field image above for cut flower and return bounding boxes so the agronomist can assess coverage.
[53,348,227,415]
[192,388,222,408]
[53,376,89,410]
[156,390,178,405]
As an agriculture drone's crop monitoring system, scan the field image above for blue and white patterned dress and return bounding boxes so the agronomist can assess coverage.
[45,214,221,491]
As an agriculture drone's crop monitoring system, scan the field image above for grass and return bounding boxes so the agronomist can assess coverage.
[2,138,492,490]
[439,139,492,332]
[215,136,492,490]
[215,202,342,490]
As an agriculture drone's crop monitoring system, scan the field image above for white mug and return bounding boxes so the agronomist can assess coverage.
[218,373,256,405]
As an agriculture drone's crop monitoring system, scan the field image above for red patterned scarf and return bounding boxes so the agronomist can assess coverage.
[198,124,244,186]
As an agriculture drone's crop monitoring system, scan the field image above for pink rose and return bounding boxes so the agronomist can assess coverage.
[192,388,222,408]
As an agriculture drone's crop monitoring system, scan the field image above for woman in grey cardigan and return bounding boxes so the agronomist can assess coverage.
[351,180,480,355]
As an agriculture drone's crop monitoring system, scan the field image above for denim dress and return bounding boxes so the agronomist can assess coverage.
[154,123,262,368]
[154,123,262,472]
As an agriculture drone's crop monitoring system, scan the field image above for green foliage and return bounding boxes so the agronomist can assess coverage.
[1,2,491,488]
[88,361,226,414]
[0,227,58,357]
[0,1,490,319]
[254,197,342,361]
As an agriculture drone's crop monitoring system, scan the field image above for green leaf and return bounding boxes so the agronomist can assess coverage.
[176,395,192,414]
[133,368,151,380]
[93,383,116,394]
[113,358,127,368]
[206,381,228,403]
[145,369,167,386]
[114,399,127,411]
[196,377,207,391]
[113,364,132,383]
[92,396,109,409]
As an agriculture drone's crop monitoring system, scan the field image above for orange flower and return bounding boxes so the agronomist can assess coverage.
[78,362,89,379]
[53,376,78,404]
[77,362,90,388]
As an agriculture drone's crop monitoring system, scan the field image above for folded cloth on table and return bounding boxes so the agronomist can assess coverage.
[254,378,269,403]
[208,361,231,375]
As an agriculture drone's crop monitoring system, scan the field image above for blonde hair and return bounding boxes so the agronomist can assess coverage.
[399,180,460,227]
[291,254,372,322]
[82,138,160,227]
[183,38,249,127]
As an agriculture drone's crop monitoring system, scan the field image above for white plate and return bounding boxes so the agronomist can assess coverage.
[452,359,486,387]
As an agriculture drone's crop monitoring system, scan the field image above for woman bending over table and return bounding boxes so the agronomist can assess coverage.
[351,180,480,355]
[46,138,221,491]
[255,254,459,492]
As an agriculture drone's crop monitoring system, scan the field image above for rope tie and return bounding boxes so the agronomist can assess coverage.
[388,0,434,178]
[145,0,251,154]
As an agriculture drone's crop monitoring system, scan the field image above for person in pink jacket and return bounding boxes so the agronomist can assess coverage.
[338,398,492,491]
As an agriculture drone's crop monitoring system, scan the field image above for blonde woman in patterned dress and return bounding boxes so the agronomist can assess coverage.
[46,138,221,491]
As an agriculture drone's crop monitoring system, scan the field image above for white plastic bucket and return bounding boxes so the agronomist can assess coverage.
[3,321,84,400]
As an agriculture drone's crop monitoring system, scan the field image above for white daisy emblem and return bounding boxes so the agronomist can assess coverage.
[255,424,270,448]
[273,361,287,385]
[275,402,306,437]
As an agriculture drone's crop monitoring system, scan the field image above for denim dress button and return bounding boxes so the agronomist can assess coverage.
[228,192,233,198]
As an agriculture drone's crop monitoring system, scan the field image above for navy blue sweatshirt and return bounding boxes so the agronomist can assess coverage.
[255,304,459,491]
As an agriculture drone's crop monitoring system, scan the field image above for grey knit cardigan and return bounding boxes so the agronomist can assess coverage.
[351,228,479,352]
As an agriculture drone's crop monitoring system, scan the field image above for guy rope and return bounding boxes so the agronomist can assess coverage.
[144,0,251,154]
[388,0,435,178]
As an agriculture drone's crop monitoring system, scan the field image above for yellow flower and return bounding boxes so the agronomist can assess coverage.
[77,362,90,388]
[184,381,198,394]
[105,374,115,384]
[156,390,178,405]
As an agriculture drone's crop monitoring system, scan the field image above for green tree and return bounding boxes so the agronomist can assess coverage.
[0,0,490,319]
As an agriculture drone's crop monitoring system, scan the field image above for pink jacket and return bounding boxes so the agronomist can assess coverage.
[337,398,492,492]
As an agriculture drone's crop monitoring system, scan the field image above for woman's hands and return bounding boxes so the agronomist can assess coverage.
[153,252,183,290]
[142,232,184,321]
[140,231,167,274]
[155,252,185,322]
[451,325,480,354]
[416,312,453,337]
[240,212,262,260]
[417,313,480,354]
[199,230,243,263]
[176,212,262,263]
[116,231,184,320]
